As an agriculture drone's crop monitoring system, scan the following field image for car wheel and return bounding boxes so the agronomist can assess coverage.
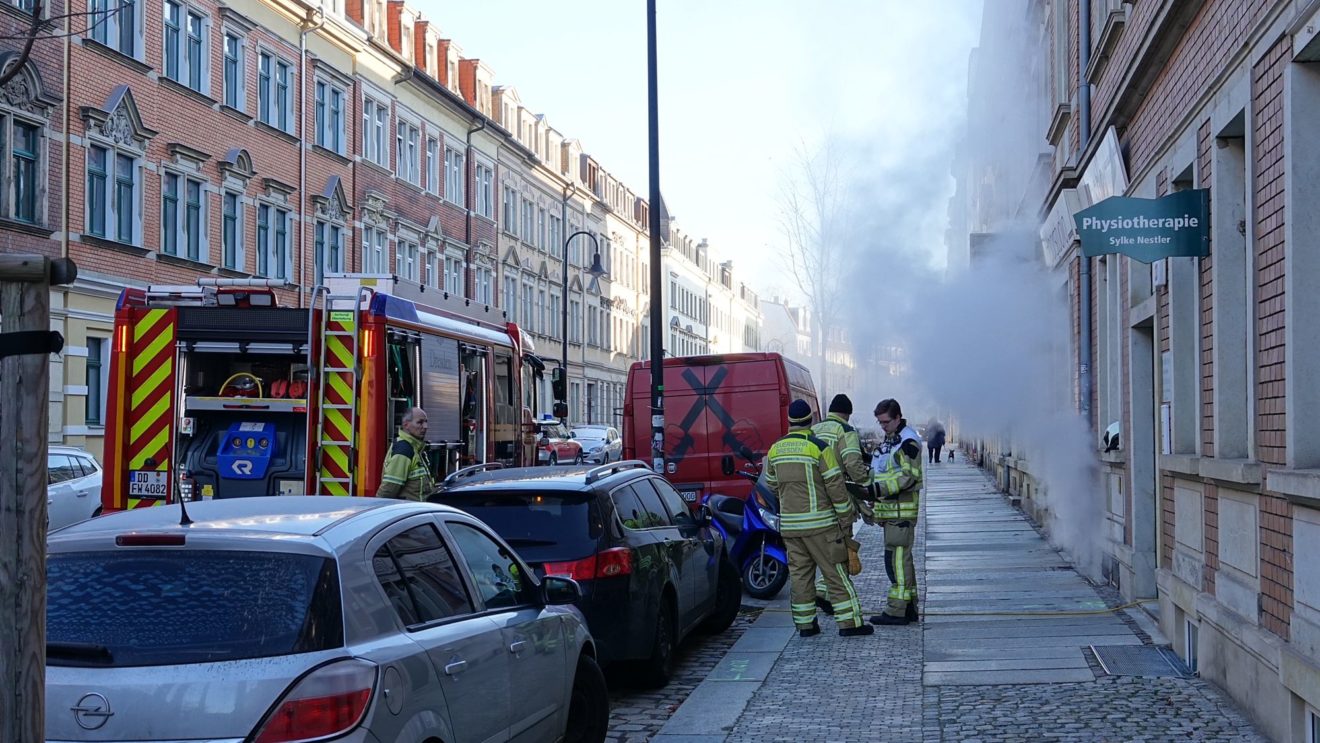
[639,597,676,688]
[574,451,584,465]
[549,453,558,466]
[742,547,788,600]
[563,654,609,743]
[699,554,741,634]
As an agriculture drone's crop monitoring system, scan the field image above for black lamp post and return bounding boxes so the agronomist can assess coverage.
[557,229,606,424]
[646,0,665,473]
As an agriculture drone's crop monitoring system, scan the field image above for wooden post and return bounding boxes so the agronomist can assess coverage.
[0,254,75,743]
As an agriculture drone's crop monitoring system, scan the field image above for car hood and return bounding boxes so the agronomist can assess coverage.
[46,650,350,741]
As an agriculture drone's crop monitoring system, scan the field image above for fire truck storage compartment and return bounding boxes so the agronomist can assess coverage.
[174,305,310,499]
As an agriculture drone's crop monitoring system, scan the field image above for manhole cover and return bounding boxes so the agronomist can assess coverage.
[1090,645,1189,678]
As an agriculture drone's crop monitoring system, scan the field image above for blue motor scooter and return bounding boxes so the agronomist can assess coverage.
[703,448,789,599]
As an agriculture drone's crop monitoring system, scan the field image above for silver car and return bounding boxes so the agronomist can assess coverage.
[45,496,610,743]
[47,446,103,531]
[569,426,622,464]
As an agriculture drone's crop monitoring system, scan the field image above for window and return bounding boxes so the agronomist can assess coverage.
[85,337,105,425]
[569,299,581,343]
[221,191,241,270]
[549,291,560,339]
[256,203,290,279]
[396,120,420,185]
[88,0,138,58]
[538,289,547,335]
[362,226,387,274]
[537,208,546,250]
[395,238,418,282]
[258,52,293,133]
[443,146,463,204]
[223,33,243,109]
[161,172,205,261]
[163,2,206,92]
[424,251,438,289]
[502,186,517,234]
[426,137,439,193]
[587,305,599,347]
[522,283,533,329]
[503,274,517,317]
[614,483,667,529]
[363,97,389,167]
[446,522,535,610]
[475,267,493,304]
[314,80,345,155]
[444,254,462,295]
[475,164,493,218]
[314,219,343,285]
[372,524,473,627]
[549,215,561,258]
[87,145,139,244]
[0,115,41,224]
[521,200,534,241]
[641,477,694,526]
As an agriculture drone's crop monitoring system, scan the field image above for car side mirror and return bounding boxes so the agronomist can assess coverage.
[721,454,735,476]
[541,575,582,606]
[698,503,713,526]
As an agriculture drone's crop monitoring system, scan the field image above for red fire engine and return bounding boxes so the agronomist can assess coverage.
[101,276,543,512]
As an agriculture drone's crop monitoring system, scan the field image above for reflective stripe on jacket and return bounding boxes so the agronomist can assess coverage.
[377,430,433,501]
[765,427,853,535]
[812,413,873,488]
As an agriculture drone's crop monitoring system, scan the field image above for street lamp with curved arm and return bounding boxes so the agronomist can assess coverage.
[558,230,607,423]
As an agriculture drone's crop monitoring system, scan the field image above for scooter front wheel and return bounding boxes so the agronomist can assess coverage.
[742,552,788,599]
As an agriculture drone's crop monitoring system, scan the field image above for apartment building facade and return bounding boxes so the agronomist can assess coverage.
[952,1,1320,738]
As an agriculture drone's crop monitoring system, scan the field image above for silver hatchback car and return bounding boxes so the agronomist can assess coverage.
[45,496,609,743]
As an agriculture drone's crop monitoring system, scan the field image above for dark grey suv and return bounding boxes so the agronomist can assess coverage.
[433,461,742,687]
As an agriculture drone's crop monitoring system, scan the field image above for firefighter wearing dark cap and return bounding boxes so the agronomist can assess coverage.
[869,397,924,625]
[810,393,871,612]
[765,399,872,637]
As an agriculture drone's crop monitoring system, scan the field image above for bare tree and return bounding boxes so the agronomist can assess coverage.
[778,138,851,399]
[0,0,128,88]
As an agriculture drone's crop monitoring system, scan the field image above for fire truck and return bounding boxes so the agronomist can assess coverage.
[101,275,544,512]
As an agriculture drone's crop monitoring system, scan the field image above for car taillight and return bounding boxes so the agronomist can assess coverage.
[544,548,632,581]
[252,659,377,743]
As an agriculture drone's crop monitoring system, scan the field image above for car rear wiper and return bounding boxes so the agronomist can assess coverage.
[47,641,113,663]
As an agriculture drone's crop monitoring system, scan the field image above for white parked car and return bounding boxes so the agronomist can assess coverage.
[47,446,102,531]
[571,425,623,464]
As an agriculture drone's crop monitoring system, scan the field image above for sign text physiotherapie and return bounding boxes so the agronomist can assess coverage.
[1073,189,1210,263]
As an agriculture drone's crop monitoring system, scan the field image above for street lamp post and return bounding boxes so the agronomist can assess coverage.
[559,229,606,425]
[646,0,665,474]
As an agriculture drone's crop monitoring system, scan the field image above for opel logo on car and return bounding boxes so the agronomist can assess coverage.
[71,692,113,730]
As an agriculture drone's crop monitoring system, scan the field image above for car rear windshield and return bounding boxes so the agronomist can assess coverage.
[440,490,602,562]
[47,550,343,667]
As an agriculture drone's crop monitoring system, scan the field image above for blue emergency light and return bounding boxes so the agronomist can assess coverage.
[217,421,276,480]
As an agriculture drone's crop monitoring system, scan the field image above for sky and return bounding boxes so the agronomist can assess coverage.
[414,0,985,302]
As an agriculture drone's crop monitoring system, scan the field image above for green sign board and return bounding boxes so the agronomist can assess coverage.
[1073,189,1210,263]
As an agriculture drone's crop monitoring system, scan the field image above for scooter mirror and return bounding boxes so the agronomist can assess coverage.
[720,454,735,476]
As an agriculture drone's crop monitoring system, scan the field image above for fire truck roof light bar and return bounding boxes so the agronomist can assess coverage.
[196,278,289,288]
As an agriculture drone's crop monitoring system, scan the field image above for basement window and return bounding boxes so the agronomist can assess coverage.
[1184,619,1199,674]
[1309,707,1319,743]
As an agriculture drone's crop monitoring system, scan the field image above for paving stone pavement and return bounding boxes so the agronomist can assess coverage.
[606,605,764,742]
[637,457,1270,742]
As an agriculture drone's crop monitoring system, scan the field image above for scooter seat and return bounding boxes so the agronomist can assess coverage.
[705,495,745,534]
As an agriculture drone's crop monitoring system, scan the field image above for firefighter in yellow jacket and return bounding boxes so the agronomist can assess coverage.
[869,398,924,625]
[811,393,871,613]
[765,399,873,637]
[376,407,434,501]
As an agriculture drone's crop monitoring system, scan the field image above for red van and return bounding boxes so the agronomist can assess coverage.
[622,353,820,506]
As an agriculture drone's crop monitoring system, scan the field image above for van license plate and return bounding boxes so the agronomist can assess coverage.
[128,471,168,499]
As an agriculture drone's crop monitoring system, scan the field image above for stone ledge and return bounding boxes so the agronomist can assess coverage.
[1199,458,1264,487]
[1265,469,1320,507]
[1161,453,1199,476]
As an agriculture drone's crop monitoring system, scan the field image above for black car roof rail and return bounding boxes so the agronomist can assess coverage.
[584,460,651,485]
[440,462,506,489]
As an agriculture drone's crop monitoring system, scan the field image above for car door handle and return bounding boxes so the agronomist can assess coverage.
[444,660,467,676]
[508,640,527,654]
[76,492,88,497]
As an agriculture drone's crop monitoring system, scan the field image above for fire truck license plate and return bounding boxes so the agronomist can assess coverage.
[128,471,168,498]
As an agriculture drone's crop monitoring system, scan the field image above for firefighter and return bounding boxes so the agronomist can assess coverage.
[765,399,873,638]
[869,398,924,625]
[811,393,871,614]
[377,407,435,500]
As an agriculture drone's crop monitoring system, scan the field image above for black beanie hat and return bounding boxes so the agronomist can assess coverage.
[828,394,852,416]
[788,399,813,425]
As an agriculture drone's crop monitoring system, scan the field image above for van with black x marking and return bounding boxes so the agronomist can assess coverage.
[621,353,820,508]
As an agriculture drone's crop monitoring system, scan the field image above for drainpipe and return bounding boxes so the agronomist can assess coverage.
[464,117,487,298]
[61,2,70,263]
[1078,0,1094,429]
[298,6,327,308]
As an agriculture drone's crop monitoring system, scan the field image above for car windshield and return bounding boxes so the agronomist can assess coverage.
[438,490,603,563]
[572,430,606,444]
[47,549,343,667]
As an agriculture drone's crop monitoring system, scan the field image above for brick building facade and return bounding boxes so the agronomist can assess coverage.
[954,1,1320,738]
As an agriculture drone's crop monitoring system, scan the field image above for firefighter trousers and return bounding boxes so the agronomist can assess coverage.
[788,530,862,629]
[882,520,916,617]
